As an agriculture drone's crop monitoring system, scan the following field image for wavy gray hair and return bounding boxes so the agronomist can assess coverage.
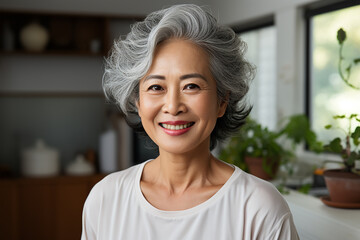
[103,4,254,150]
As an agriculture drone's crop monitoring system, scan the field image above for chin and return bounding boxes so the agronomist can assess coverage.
[159,145,193,155]
[157,139,210,155]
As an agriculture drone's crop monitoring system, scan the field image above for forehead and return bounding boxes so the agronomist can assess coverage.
[154,38,208,56]
[149,39,211,72]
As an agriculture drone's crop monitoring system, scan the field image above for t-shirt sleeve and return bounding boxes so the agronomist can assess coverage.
[269,212,300,240]
[81,181,103,240]
[80,167,137,240]
[81,197,96,239]
[242,174,300,240]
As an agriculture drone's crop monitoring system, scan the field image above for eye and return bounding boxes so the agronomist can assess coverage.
[148,85,164,91]
[184,83,200,90]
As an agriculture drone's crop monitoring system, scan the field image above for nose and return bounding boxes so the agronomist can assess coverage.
[162,88,186,116]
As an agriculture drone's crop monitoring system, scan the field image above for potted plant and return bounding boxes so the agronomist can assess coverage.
[318,28,360,207]
[220,114,322,180]
[322,114,360,205]
[220,118,288,180]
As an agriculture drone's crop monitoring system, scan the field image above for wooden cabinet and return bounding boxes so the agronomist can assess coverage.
[0,180,18,239]
[0,174,105,240]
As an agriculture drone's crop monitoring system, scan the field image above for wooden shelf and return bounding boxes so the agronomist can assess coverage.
[0,49,107,57]
[0,10,143,56]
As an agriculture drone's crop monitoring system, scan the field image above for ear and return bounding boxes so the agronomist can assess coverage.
[217,99,228,118]
[136,100,141,118]
[217,93,229,118]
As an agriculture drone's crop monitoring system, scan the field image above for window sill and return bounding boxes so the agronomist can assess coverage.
[283,190,360,240]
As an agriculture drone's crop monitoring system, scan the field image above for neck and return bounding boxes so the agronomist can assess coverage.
[155,142,214,194]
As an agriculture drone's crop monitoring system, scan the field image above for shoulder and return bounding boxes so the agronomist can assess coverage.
[228,168,298,238]
[82,162,143,221]
[231,167,291,216]
[81,162,146,239]
[84,162,143,209]
[90,163,141,196]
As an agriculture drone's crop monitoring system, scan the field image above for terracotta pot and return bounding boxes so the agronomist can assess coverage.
[245,156,279,180]
[323,169,360,203]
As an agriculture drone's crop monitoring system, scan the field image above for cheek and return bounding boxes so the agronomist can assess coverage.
[138,95,160,119]
[195,94,220,121]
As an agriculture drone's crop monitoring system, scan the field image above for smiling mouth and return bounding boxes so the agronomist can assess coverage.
[159,122,195,130]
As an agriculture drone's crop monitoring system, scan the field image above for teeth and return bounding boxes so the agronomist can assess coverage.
[161,123,193,130]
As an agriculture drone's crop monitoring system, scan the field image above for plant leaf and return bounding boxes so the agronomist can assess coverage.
[334,115,345,119]
[306,131,323,153]
[351,126,360,146]
[354,58,360,64]
[325,124,332,129]
[325,137,343,153]
[281,114,309,144]
[346,152,358,168]
[337,28,346,44]
[297,183,312,194]
[346,64,352,75]
[350,113,358,119]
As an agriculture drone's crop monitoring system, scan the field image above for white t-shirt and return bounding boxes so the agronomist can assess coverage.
[82,160,299,240]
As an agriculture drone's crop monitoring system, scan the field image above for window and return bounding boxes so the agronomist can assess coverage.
[306,1,360,144]
[238,25,277,130]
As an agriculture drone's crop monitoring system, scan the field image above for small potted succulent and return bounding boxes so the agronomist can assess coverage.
[220,114,322,180]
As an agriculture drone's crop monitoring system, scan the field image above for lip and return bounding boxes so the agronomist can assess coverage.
[159,121,194,136]
[160,121,191,125]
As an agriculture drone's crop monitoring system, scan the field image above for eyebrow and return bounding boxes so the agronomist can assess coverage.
[144,73,208,82]
[144,75,165,81]
[180,73,208,82]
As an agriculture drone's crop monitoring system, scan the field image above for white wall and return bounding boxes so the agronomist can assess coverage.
[0,55,104,93]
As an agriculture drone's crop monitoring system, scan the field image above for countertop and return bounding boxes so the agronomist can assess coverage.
[283,190,360,240]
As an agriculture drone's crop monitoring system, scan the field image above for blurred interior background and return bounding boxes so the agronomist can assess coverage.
[0,0,359,239]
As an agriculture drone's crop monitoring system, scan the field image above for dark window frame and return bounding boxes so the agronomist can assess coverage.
[304,0,360,121]
[231,15,274,34]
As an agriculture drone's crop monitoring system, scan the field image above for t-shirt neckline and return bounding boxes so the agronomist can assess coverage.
[135,159,240,219]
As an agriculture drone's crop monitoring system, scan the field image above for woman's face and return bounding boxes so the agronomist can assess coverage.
[137,39,227,154]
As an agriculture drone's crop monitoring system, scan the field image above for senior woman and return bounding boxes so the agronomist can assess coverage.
[82,4,299,240]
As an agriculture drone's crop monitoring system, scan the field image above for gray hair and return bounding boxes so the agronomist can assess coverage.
[103,4,254,150]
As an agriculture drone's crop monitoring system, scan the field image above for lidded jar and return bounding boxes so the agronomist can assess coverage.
[65,155,95,176]
[20,21,49,52]
[21,139,60,177]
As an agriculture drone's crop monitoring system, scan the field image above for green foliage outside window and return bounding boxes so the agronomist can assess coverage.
[310,5,360,144]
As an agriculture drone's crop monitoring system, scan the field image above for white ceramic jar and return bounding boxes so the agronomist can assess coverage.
[65,155,95,176]
[20,22,49,52]
[21,139,60,177]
